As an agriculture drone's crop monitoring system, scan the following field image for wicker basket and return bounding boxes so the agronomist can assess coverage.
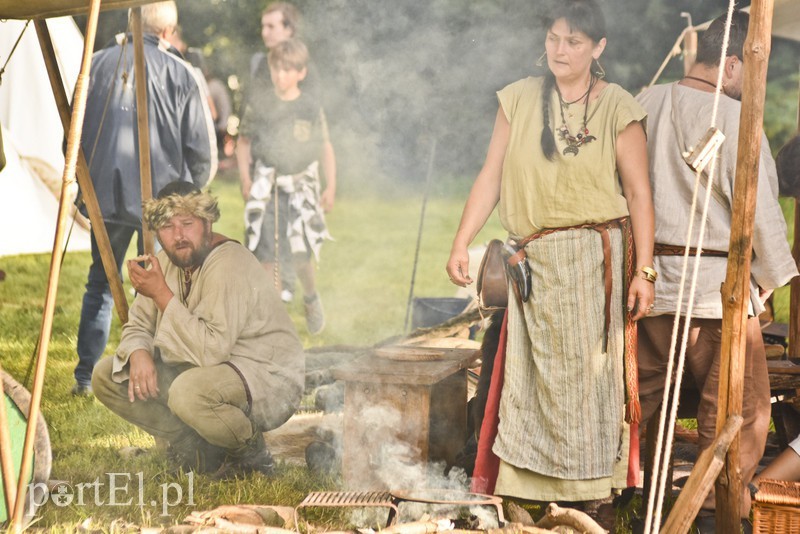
[752,479,800,534]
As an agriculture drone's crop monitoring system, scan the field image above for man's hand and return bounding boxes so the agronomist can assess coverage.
[320,187,335,212]
[127,255,173,310]
[128,349,159,402]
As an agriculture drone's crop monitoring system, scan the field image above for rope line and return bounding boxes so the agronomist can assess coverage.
[644,1,737,532]
[0,20,30,86]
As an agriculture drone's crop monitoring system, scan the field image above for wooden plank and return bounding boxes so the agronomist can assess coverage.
[662,415,743,534]
[428,371,468,466]
[332,348,479,385]
[715,2,774,529]
[341,381,431,490]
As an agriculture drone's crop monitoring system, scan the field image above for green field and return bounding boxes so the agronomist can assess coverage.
[0,172,794,530]
[0,172,505,530]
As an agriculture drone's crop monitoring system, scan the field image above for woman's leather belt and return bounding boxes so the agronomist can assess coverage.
[513,217,629,352]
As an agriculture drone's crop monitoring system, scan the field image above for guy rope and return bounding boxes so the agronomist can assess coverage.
[644,1,778,532]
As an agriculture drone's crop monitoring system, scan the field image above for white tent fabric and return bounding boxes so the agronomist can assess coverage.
[0,17,91,257]
[0,127,90,256]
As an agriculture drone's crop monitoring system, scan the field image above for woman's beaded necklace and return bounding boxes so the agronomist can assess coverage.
[555,75,597,156]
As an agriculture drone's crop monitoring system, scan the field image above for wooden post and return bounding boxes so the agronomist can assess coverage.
[0,365,17,520]
[683,29,698,75]
[130,7,155,255]
[714,1,773,531]
[792,196,800,358]
[34,19,129,325]
[789,67,800,359]
[10,0,103,530]
[662,416,743,534]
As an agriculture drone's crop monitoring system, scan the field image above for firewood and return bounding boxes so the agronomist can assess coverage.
[535,503,606,534]
[183,504,294,529]
[380,520,441,534]
[505,502,536,526]
[379,305,483,347]
[661,415,743,534]
[263,413,341,465]
[486,524,554,534]
[405,337,482,350]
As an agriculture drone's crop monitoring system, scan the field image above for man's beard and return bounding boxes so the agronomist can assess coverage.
[166,238,211,268]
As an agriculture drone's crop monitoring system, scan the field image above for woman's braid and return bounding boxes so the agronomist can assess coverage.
[540,72,557,160]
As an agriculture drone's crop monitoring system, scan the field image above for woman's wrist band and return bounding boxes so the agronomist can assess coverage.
[639,266,658,283]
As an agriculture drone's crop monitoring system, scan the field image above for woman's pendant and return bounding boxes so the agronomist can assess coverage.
[558,125,596,156]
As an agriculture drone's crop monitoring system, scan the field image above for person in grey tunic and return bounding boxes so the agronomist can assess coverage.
[92,182,304,477]
[636,11,798,527]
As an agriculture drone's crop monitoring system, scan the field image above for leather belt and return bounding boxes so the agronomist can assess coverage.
[514,217,628,352]
[654,243,728,257]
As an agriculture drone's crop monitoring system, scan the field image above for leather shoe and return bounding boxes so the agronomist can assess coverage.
[212,432,275,479]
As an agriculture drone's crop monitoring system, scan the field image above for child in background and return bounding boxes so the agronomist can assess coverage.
[236,38,336,335]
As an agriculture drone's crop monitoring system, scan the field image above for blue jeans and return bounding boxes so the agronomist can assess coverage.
[74,223,143,386]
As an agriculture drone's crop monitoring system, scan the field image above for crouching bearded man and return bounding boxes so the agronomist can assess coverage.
[92,181,304,478]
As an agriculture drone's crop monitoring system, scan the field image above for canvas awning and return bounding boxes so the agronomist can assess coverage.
[758,0,800,42]
[0,0,157,20]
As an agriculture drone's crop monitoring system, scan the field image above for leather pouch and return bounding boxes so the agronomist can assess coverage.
[476,240,533,311]
[476,239,508,311]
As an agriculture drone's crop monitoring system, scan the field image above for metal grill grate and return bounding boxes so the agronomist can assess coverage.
[294,491,399,528]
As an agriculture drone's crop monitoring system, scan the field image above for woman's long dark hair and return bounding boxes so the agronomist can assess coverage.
[540,0,607,160]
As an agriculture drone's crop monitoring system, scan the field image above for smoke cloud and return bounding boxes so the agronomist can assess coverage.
[297,0,544,192]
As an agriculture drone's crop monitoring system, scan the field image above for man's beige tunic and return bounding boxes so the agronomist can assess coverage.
[112,241,305,431]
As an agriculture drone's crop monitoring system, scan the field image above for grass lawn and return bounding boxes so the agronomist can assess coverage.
[0,171,505,530]
[0,172,795,531]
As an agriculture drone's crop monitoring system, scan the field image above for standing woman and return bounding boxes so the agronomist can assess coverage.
[446,0,654,506]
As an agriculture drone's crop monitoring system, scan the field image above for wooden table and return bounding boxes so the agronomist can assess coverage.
[332,347,480,490]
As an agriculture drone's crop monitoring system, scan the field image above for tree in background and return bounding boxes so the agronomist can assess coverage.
[76,0,799,194]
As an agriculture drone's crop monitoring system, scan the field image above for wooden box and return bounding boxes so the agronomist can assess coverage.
[331,347,480,490]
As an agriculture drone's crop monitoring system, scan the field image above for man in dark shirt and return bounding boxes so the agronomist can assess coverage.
[73,1,216,396]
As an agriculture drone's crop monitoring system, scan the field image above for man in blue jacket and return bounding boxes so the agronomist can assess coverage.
[73,0,216,396]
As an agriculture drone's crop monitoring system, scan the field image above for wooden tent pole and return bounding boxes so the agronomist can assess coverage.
[714,0,773,531]
[131,7,154,254]
[682,29,698,75]
[0,364,18,521]
[34,19,129,325]
[10,0,103,530]
[789,68,800,359]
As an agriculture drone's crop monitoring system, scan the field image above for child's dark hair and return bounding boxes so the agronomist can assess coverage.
[267,37,309,72]
[539,0,606,161]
